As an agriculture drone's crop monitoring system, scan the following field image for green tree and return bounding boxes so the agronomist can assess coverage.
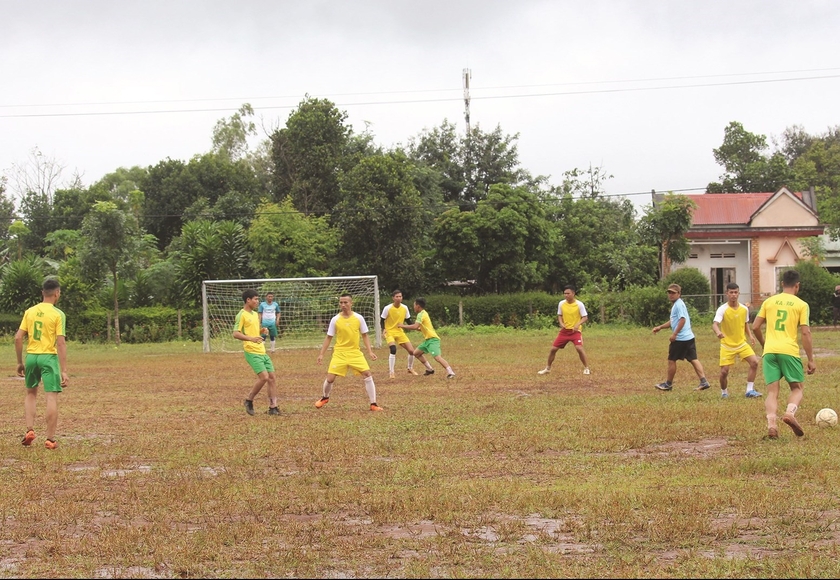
[543,189,657,292]
[173,219,252,306]
[333,152,430,295]
[638,193,697,279]
[78,201,143,345]
[434,184,552,293]
[407,120,465,203]
[706,121,792,193]
[0,257,53,314]
[212,103,257,161]
[140,153,261,250]
[0,177,17,246]
[248,198,338,278]
[784,126,840,237]
[408,121,538,208]
[271,96,351,215]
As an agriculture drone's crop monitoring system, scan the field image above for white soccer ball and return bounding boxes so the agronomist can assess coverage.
[815,408,838,428]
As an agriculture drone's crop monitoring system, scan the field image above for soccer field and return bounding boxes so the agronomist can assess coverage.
[1,326,839,578]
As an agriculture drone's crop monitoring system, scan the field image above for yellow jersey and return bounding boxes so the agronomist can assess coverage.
[757,292,810,357]
[19,302,66,355]
[234,308,266,354]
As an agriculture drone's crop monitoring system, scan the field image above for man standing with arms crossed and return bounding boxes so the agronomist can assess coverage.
[15,278,69,450]
[752,270,815,439]
[712,282,762,399]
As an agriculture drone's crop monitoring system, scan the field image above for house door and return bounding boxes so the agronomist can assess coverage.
[711,268,736,308]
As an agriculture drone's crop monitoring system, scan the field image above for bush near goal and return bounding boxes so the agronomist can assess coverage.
[202,276,381,352]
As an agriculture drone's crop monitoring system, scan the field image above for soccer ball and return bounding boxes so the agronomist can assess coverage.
[815,408,838,428]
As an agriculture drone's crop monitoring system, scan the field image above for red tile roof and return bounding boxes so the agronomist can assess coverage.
[686,192,803,225]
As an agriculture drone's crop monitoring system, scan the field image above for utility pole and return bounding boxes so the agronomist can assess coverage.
[462,68,472,133]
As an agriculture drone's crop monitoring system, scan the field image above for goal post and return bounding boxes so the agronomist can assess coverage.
[202,275,381,353]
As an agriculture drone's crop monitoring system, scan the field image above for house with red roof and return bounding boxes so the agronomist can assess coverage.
[653,187,823,307]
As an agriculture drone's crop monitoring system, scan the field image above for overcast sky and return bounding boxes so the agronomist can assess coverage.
[2,0,839,214]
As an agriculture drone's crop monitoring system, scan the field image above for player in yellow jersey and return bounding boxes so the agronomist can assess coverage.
[537,285,591,376]
[753,270,815,439]
[234,289,280,416]
[400,296,455,379]
[315,293,382,411]
[14,278,69,450]
[380,289,419,378]
[711,282,761,399]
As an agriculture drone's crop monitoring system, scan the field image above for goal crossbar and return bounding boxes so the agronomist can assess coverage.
[202,276,381,353]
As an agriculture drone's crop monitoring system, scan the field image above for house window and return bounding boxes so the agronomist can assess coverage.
[689,253,698,259]
[709,252,736,259]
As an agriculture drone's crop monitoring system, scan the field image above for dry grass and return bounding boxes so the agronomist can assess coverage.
[1,325,840,578]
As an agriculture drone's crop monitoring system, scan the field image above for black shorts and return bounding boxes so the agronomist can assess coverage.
[668,338,698,362]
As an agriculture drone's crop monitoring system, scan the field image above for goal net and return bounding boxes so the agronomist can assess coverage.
[202,276,381,353]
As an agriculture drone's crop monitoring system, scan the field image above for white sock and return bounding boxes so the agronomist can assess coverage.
[323,379,333,399]
[389,353,396,373]
[364,376,376,403]
[786,404,798,415]
[407,354,415,369]
[270,340,276,350]
[424,361,433,370]
[446,367,454,375]
[746,382,754,393]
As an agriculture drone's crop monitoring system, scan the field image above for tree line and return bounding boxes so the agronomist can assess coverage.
[0,97,838,341]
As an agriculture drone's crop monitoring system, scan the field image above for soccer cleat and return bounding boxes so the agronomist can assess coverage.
[583,368,591,375]
[267,407,280,416]
[721,391,729,399]
[370,403,383,412]
[44,439,58,450]
[782,412,804,437]
[446,373,456,379]
[537,368,551,375]
[767,427,778,440]
[244,399,255,416]
[695,381,711,391]
[389,372,396,379]
[745,390,763,398]
[407,368,419,376]
[22,430,35,446]
[315,397,329,409]
[655,382,673,391]
[423,369,435,376]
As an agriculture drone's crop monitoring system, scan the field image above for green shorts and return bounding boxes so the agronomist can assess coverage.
[261,322,278,340]
[762,353,804,385]
[417,337,442,358]
[25,353,63,392]
[245,352,274,375]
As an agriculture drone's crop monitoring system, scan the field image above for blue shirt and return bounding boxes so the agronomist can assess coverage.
[670,298,694,341]
[258,301,280,325]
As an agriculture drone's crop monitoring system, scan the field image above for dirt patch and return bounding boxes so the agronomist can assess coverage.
[621,437,729,458]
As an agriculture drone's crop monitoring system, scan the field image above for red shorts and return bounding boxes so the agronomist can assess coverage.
[553,329,582,348]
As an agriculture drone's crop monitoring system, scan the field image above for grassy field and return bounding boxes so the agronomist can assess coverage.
[1,324,839,578]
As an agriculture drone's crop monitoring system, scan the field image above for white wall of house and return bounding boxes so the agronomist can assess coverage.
[677,239,752,300]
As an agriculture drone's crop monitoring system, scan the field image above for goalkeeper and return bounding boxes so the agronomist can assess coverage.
[258,292,281,353]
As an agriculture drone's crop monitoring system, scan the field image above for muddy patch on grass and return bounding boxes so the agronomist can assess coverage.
[622,437,729,458]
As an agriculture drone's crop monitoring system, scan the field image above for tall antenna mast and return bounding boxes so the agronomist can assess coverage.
[462,68,472,133]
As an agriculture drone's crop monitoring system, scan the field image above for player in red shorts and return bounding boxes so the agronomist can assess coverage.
[537,285,591,376]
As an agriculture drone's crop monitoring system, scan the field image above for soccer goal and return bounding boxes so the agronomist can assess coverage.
[202,276,381,353]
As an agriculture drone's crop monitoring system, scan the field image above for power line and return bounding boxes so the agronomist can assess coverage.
[1,73,839,119]
[2,66,838,110]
